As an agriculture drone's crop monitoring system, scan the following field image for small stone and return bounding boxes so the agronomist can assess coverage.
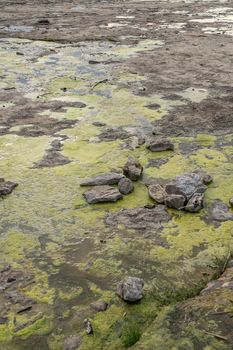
[230,198,233,207]
[118,178,134,195]
[185,193,204,213]
[0,180,18,196]
[83,185,123,204]
[80,173,124,186]
[123,157,143,181]
[90,300,108,312]
[210,200,233,222]
[165,194,186,210]
[64,335,82,350]
[146,138,174,152]
[92,121,106,127]
[117,276,144,302]
[148,184,165,204]
[202,174,213,185]
[83,319,93,334]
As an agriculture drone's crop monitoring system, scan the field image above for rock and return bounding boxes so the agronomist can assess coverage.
[83,185,123,204]
[83,319,93,334]
[185,193,204,213]
[230,198,233,207]
[165,173,206,201]
[148,184,165,204]
[0,179,18,196]
[118,178,134,195]
[194,169,213,185]
[37,19,50,25]
[165,194,186,210]
[90,300,108,312]
[106,205,171,232]
[80,173,124,186]
[117,276,144,302]
[209,200,233,222]
[146,138,174,152]
[123,157,143,181]
[92,121,106,127]
[64,335,82,350]
[146,158,169,168]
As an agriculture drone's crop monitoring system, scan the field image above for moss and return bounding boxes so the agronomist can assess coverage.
[59,286,83,301]
[15,314,53,339]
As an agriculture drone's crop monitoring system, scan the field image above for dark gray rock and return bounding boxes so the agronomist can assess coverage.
[165,194,186,210]
[185,193,204,213]
[123,157,143,181]
[83,185,123,204]
[147,138,174,152]
[80,173,124,186]
[148,184,165,204]
[64,335,82,350]
[209,200,233,222]
[118,178,134,195]
[83,319,93,334]
[165,173,206,201]
[117,276,144,302]
[0,179,18,196]
[92,121,106,127]
[90,300,108,312]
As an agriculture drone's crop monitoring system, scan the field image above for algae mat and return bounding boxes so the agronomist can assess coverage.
[0,38,233,350]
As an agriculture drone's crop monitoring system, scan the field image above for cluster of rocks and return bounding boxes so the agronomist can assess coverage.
[81,157,142,204]
[0,178,18,196]
[148,172,212,212]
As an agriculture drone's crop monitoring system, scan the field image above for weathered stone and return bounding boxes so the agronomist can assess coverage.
[80,173,124,186]
[118,177,134,195]
[165,194,186,210]
[209,200,233,222]
[117,276,144,302]
[194,169,213,185]
[185,193,204,213]
[147,138,174,152]
[83,319,93,334]
[165,173,206,201]
[90,300,108,312]
[148,184,165,203]
[0,180,18,196]
[64,335,82,350]
[123,157,143,181]
[83,185,123,204]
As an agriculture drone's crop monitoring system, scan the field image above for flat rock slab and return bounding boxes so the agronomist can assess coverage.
[106,205,170,231]
[80,173,124,186]
[83,185,123,204]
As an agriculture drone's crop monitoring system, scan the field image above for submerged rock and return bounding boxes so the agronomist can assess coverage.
[123,157,143,181]
[0,179,18,196]
[148,184,165,204]
[64,335,82,350]
[80,172,124,186]
[83,185,123,204]
[118,177,134,195]
[146,138,174,152]
[90,300,108,312]
[117,276,144,302]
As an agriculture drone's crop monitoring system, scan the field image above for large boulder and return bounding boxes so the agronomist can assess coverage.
[117,277,144,302]
[123,157,143,181]
[83,185,123,204]
[118,177,134,195]
[146,138,174,152]
[80,172,124,186]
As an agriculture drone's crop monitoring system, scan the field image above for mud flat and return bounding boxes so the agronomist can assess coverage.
[0,0,233,349]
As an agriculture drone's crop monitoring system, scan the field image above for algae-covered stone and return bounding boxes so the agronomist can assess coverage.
[117,276,144,302]
[123,157,143,181]
[118,177,134,195]
[80,172,124,186]
[83,185,123,204]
